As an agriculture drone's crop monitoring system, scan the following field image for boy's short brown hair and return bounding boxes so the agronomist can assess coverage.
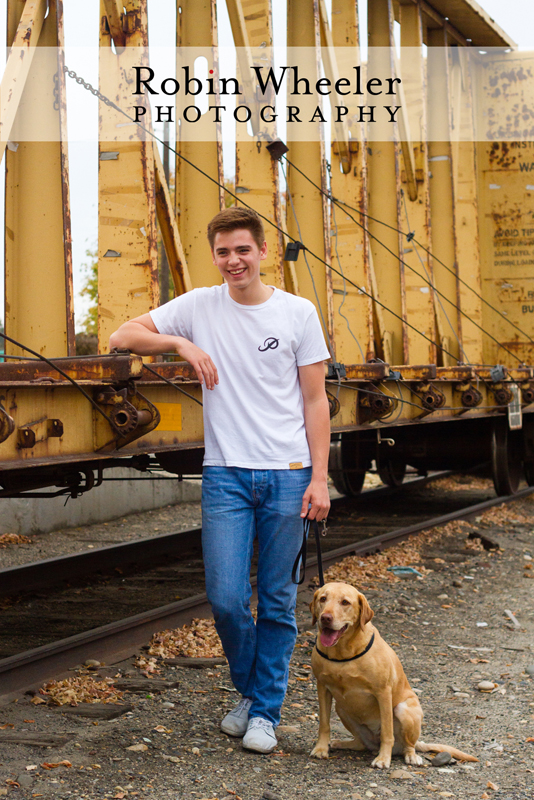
[207,207,265,250]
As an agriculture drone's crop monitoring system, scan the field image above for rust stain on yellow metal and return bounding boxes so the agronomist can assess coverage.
[475,51,534,367]
[98,0,159,353]
[4,0,74,359]
[102,0,126,48]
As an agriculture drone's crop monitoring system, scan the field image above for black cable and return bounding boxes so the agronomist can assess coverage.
[142,362,203,406]
[331,192,534,347]
[0,332,126,435]
[400,188,470,365]
[283,156,524,366]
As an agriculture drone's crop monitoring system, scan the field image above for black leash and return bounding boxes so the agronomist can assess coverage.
[292,517,327,587]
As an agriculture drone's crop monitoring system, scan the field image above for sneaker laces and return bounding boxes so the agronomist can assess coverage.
[233,697,252,714]
[248,716,274,732]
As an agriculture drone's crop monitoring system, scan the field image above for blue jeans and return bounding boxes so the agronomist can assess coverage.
[201,466,311,727]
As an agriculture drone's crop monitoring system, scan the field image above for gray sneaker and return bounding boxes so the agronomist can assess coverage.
[242,716,278,754]
[220,697,253,737]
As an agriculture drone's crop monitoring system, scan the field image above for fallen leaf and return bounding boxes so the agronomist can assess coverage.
[526,737,534,743]
[30,697,47,705]
[0,723,14,729]
[487,781,499,791]
[153,725,172,733]
[126,744,148,752]
[25,765,38,771]
[40,760,72,770]
[23,720,35,723]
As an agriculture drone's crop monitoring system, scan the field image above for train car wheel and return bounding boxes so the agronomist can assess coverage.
[522,416,534,486]
[378,459,406,487]
[328,437,367,497]
[491,420,523,496]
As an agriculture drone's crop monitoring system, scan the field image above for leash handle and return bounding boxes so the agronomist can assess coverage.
[291,518,325,587]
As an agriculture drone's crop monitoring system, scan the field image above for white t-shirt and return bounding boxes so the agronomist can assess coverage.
[150,284,330,469]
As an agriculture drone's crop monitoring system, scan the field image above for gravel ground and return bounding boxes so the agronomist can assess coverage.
[0,500,203,570]
[1,487,534,800]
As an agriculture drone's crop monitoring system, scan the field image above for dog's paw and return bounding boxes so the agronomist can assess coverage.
[371,754,391,769]
[310,744,329,759]
[404,752,424,766]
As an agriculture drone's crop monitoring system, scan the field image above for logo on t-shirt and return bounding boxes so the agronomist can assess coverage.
[258,337,279,352]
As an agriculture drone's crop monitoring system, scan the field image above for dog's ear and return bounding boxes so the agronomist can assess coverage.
[359,593,374,631]
[309,590,320,626]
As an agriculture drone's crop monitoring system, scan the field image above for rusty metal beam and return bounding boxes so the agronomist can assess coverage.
[102,0,126,48]
[176,0,223,290]
[0,0,46,163]
[4,0,75,359]
[397,0,436,365]
[225,0,260,134]
[0,355,143,384]
[367,0,406,364]
[287,0,332,350]
[153,141,193,296]
[328,0,374,364]
[427,27,461,366]
[317,0,351,175]
[98,0,159,352]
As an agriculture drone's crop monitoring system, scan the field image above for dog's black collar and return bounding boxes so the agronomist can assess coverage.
[314,632,375,662]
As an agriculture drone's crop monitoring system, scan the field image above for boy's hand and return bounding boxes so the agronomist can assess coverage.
[301,478,330,521]
[176,339,219,390]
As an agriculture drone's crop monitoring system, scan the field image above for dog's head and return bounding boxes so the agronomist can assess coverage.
[310,582,374,648]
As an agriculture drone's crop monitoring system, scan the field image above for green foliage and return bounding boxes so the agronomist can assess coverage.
[224,177,236,208]
[79,249,98,336]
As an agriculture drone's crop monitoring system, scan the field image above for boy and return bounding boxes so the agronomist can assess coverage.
[109,207,331,753]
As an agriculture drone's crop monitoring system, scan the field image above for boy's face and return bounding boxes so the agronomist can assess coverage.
[211,228,267,293]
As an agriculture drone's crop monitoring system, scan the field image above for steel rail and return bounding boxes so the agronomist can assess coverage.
[1,480,532,700]
[0,471,450,598]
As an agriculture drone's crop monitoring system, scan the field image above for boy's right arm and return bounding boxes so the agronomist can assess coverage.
[109,313,219,390]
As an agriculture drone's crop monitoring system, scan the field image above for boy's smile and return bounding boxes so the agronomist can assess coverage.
[211,228,271,304]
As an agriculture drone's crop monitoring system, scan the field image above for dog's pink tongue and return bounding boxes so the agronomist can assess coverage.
[320,627,340,648]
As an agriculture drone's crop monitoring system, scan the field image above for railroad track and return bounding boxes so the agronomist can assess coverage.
[1,473,531,700]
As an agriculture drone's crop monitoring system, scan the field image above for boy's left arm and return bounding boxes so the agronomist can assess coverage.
[298,361,331,521]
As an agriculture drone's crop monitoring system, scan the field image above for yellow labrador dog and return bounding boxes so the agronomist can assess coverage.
[309,582,478,769]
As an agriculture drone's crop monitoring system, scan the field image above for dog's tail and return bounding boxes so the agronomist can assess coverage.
[416,740,479,762]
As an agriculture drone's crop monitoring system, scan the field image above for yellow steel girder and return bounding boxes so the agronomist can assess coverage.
[4,0,74,359]
[98,0,159,352]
